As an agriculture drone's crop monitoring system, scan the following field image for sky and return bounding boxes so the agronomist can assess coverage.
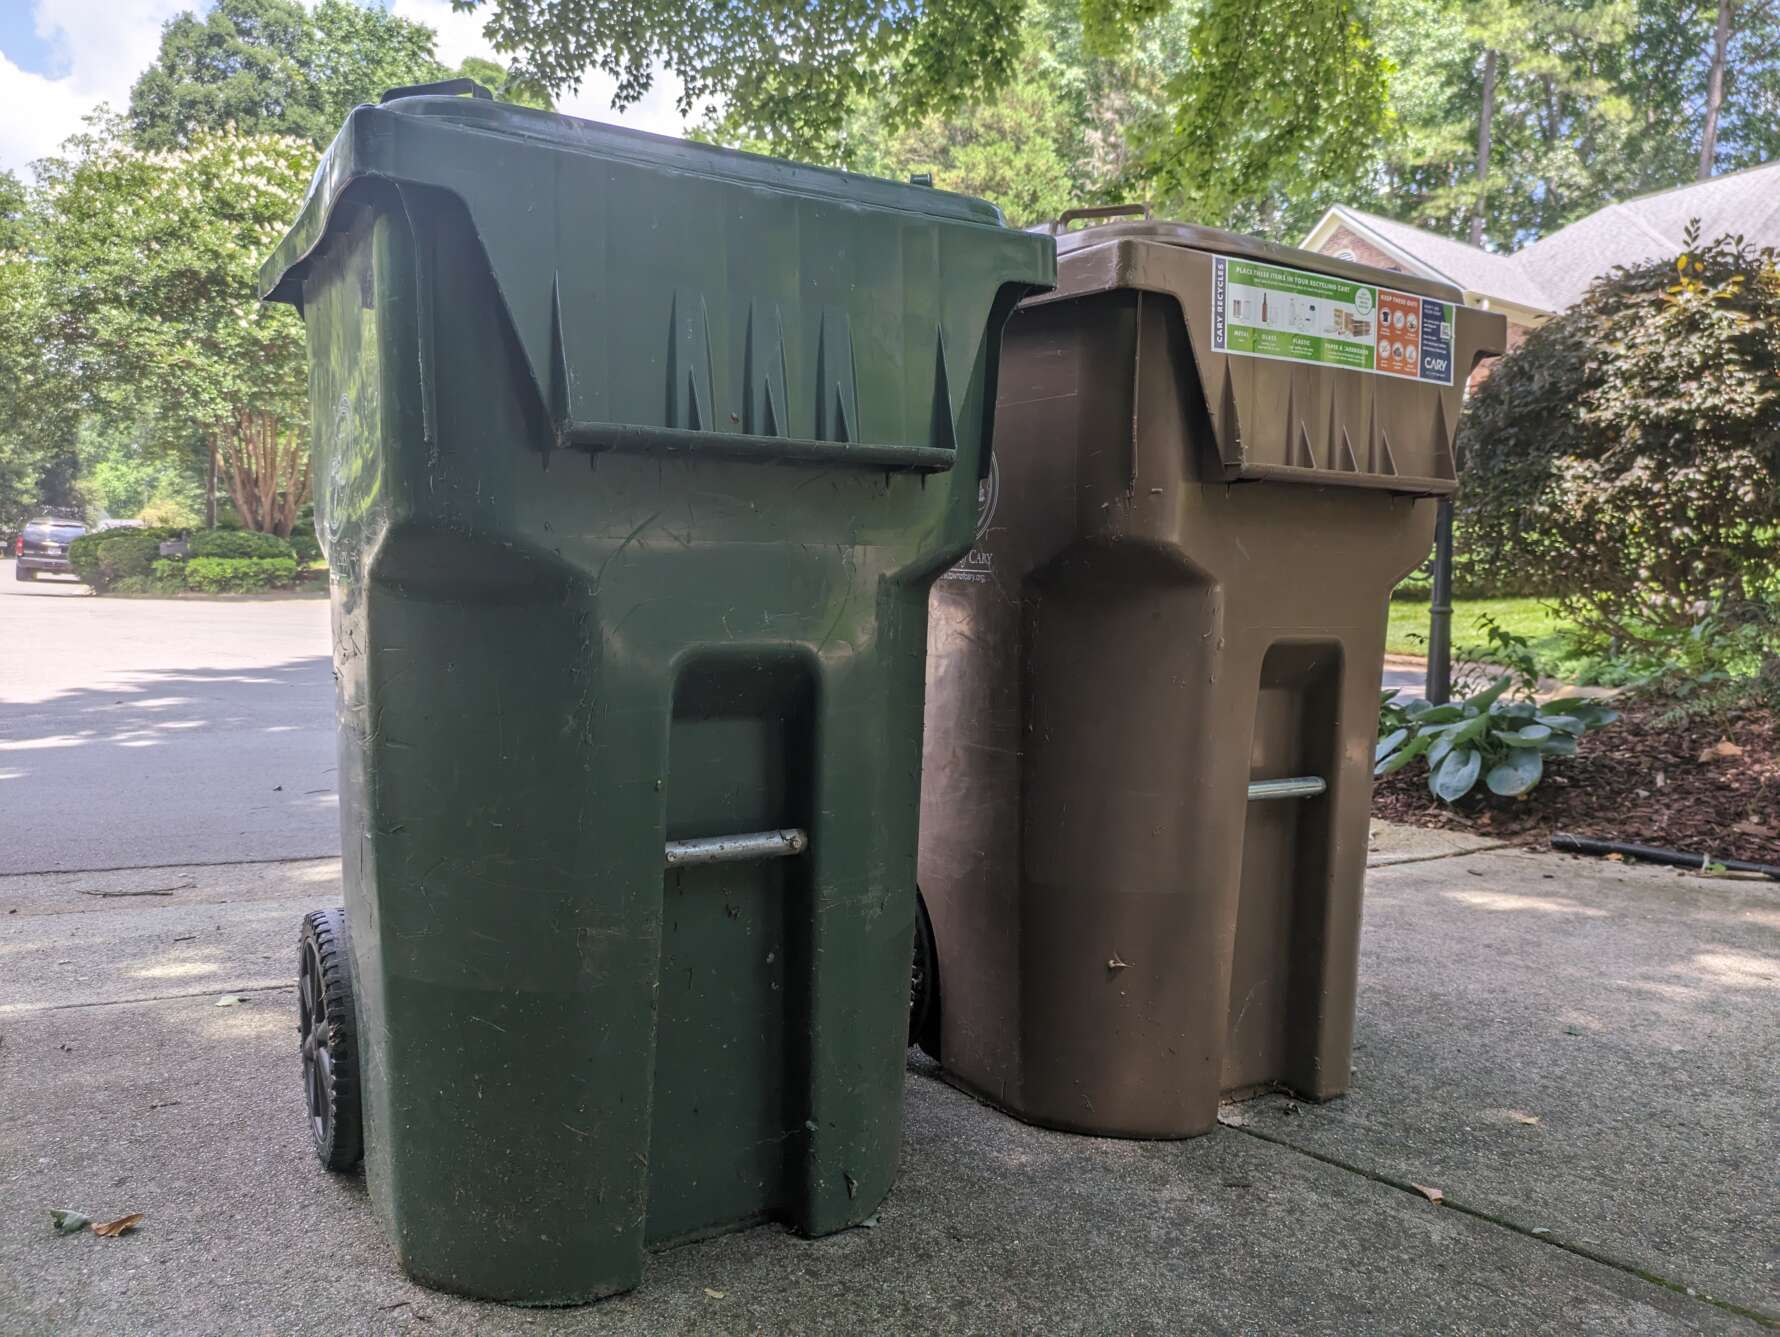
[0,0,691,175]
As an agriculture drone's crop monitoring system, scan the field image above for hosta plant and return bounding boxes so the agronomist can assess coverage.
[1375,679,1618,803]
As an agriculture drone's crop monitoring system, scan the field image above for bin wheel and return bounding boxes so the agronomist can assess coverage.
[298,908,363,1171]
[909,889,942,1060]
[15,564,34,581]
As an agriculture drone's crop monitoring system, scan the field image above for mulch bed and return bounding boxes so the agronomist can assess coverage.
[1373,697,1780,866]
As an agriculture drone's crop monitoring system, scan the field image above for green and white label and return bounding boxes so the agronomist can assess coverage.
[1211,256,1455,386]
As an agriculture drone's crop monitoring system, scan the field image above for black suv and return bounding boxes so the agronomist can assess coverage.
[13,515,87,580]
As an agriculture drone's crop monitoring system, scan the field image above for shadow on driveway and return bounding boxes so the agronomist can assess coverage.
[0,658,338,874]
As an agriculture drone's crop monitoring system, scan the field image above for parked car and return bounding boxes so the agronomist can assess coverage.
[13,515,87,580]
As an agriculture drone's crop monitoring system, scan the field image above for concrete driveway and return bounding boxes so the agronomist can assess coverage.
[1,830,1775,1334]
[0,561,336,874]
[2,560,1775,1333]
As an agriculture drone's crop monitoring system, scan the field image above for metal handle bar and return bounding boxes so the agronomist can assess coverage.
[664,828,808,868]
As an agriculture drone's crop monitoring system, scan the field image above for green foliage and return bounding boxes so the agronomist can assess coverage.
[31,121,314,439]
[1458,231,1780,650]
[1131,0,1390,232]
[466,0,1017,157]
[0,170,25,252]
[189,528,295,560]
[182,555,299,592]
[128,0,544,151]
[1376,676,1618,803]
[1453,613,1543,698]
[837,21,1084,226]
[302,0,450,131]
[129,0,321,149]
[72,419,205,525]
[27,121,316,534]
[452,56,554,110]
[290,502,323,565]
[69,528,184,592]
[138,488,205,529]
[0,184,81,536]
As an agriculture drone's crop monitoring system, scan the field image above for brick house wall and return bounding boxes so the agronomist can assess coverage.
[1312,224,1406,276]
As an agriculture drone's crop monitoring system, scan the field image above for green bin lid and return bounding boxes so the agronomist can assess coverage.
[263,94,1005,303]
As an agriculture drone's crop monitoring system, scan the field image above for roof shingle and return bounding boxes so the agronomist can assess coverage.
[1326,161,1780,315]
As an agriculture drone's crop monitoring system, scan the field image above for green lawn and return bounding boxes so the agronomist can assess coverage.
[1385,597,1576,663]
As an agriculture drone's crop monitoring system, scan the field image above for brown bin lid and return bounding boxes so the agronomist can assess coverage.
[1037,220,1504,495]
[1053,220,1465,304]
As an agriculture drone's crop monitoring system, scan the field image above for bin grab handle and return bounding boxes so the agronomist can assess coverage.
[1247,777,1326,801]
[664,828,808,868]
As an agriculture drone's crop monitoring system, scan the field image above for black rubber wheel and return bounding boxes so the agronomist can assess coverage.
[909,889,942,1060]
[298,908,363,1171]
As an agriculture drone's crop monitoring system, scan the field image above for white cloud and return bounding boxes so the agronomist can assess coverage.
[0,1,186,174]
[0,0,691,176]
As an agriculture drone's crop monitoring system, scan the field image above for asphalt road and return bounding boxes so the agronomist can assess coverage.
[0,561,337,874]
[0,558,1429,876]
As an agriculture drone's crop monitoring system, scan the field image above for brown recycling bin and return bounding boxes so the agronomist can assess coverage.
[915,218,1505,1137]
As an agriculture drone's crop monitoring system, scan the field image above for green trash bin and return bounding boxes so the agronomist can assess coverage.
[262,84,1053,1304]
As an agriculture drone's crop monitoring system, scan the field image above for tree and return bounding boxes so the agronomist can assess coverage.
[1690,0,1780,176]
[1126,0,1391,234]
[30,123,317,535]
[129,0,541,151]
[816,17,1086,227]
[300,0,450,129]
[461,0,1038,156]
[1458,230,1780,650]
[0,170,26,251]
[129,0,321,149]
[0,179,82,535]
[452,56,555,110]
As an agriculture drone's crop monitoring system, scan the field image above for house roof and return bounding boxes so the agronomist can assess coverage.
[1312,160,1780,317]
[1335,207,1555,309]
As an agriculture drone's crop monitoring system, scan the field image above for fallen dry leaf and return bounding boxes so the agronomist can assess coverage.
[1603,852,1625,862]
[48,1209,91,1235]
[92,1212,143,1238]
[1410,1184,1445,1205]
[1511,1112,1542,1126]
[703,1288,726,1300]
[214,995,246,1008]
[1698,739,1744,762]
[1732,821,1775,838]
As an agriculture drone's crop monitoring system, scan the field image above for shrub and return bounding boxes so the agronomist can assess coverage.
[1376,676,1619,803]
[151,558,186,589]
[69,527,183,591]
[182,556,297,592]
[1458,228,1780,651]
[111,570,185,596]
[137,487,203,529]
[188,528,294,560]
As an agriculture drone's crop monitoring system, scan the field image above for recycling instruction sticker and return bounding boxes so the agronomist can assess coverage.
[1211,256,1455,386]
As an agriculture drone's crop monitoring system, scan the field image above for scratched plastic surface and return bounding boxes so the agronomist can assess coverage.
[262,94,1053,1304]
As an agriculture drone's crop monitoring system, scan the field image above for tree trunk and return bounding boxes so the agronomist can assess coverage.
[206,438,218,529]
[1699,0,1733,179]
[1470,48,1499,248]
[214,409,311,536]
